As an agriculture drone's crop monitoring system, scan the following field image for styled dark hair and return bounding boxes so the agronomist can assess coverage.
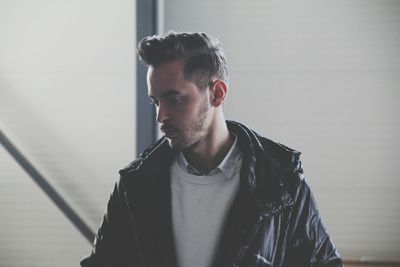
[138,31,228,89]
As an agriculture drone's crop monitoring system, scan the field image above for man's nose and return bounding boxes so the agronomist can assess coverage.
[156,103,168,123]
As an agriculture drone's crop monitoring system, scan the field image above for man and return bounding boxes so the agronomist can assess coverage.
[81,31,343,267]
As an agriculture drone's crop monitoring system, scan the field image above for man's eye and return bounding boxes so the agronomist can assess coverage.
[149,99,159,107]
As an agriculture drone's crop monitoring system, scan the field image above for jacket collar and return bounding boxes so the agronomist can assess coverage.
[226,120,298,216]
[120,120,299,217]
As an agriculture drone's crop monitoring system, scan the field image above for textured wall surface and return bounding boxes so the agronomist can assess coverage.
[0,0,136,266]
[163,0,400,262]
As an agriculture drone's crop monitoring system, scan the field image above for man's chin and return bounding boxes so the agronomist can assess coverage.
[166,137,185,152]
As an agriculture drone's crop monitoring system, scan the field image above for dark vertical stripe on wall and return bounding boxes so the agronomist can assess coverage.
[136,0,158,157]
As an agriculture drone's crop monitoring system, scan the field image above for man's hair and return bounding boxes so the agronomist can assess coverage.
[138,31,228,89]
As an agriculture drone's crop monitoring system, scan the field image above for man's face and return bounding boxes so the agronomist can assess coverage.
[147,59,214,150]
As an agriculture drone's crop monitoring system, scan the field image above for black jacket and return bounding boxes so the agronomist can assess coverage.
[81,121,343,267]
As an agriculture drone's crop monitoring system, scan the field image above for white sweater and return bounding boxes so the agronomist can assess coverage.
[170,137,242,267]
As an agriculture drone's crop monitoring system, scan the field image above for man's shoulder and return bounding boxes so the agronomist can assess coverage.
[261,136,302,174]
[227,120,300,158]
[227,120,303,179]
[258,134,301,160]
[247,131,305,200]
[119,137,171,176]
[116,138,175,194]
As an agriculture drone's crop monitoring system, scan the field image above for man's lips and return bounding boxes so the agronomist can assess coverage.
[160,125,178,137]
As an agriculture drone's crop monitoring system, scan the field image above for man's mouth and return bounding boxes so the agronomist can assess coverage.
[160,125,178,138]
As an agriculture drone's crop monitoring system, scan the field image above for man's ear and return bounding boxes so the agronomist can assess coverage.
[210,80,228,107]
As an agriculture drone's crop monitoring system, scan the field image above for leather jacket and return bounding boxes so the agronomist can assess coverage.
[81,121,343,267]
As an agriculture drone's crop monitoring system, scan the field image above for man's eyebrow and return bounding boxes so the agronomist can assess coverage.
[150,90,181,100]
[160,90,181,98]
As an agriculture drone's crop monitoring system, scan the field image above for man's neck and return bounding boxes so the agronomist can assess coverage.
[182,120,234,174]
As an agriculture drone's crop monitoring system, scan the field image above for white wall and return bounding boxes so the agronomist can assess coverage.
[0,0,136,266]
[162,0,400,262]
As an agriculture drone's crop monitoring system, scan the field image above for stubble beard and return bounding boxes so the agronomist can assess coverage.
[167,95,210,152]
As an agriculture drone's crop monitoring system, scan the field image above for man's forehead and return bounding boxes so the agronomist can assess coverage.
[147,61,186,89]
[147,71,181,97]
[148,59,185,75]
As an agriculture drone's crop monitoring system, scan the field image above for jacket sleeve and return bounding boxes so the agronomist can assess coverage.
[298,181,343,267]
[308,190,342,266]
[80,178,140,267]
[284,154,343,267]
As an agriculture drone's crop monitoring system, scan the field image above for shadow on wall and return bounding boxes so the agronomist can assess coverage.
[0,79,104,226]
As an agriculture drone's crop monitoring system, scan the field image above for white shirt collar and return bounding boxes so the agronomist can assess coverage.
[177,133,242,178]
